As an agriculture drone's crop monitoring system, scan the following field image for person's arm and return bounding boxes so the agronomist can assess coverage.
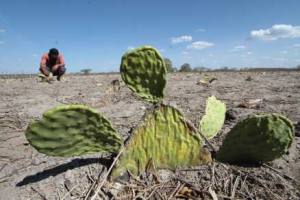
[52,63,65,69]
[40,55,50,76]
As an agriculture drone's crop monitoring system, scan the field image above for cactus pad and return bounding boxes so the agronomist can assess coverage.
[25,105,122,157]
[199,96,226,139]
[216,114,294,163]
[111,105,208,179]
[120,46,167,103]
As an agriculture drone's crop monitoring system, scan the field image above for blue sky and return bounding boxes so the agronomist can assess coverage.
[0,0,300,73]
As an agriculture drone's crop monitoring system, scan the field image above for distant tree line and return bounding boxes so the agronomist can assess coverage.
[163,57,300,72]
[78,59,300,74]
[163,57,236,72]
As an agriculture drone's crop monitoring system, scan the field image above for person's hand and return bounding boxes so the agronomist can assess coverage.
[45,72,53,83]
[49,72,53,79]
[40,66,50,76]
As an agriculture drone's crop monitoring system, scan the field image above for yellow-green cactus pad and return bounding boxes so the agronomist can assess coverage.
[120,46,167,103]
[25,105,122,157]
[216,114,294,163]
[199,96,226,139]
[111,105,206,179]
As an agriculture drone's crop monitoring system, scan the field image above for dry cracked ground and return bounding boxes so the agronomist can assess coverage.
[0,71,299,199]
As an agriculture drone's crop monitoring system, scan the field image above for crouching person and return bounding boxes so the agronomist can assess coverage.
[40,48,66,81]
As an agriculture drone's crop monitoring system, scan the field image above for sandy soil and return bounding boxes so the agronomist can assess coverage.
[0,71,299,199]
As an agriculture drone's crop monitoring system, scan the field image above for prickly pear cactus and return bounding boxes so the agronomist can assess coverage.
[25,105,122,157]
[111,105,209,180]
[120,46,167,103]
[199,96,226,139]
[216,114,294,163]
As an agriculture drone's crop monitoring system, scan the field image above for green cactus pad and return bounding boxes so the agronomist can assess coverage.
[199,96,226,139]
[216,114,294,163]
[111,105,208,179]
[120,46,167,103]
[25,105,122,157]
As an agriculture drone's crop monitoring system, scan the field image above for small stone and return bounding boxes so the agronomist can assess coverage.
[202,173,211,181]
[64,179,72,191]
[64,170,74,182]
[157,169,174,182]
[225,109,238,121]
[245,76,253,81]
[109,182,124,197]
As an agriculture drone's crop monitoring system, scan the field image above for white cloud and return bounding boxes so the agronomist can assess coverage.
[32,53,38,57]
[293,44,300,48]
[181,51,189,55]
[187,41,214,50]
[0,29,5,33]
[195,28,206,32]
[159,48,165,53]
[273,57,288,62]
[250,24,300,40]
[127,46,135,50]
[171,35,192,44]
[293,59,300,62]
[241,51,252,58]
[280,50,288,54]
[235,45,246,49]
[230,45,246,52]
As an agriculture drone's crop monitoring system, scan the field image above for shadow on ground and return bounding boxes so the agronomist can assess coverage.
[16,157,112,186]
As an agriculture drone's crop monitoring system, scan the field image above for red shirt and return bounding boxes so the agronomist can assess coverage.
[40,53,65,68]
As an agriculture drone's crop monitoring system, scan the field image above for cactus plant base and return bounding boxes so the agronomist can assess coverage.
[216,113,294,164]
[111,105,210,180]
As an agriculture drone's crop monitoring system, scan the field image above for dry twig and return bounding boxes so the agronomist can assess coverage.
[90,148,124,200]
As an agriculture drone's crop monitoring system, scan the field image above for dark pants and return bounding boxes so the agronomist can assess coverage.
[40,66,66,77]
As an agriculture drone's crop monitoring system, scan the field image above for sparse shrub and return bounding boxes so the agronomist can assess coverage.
[179,63,192,72]
[219,66,229,71]
[80,68,92,75]
[193,66,207,72]
[163,58,176,73]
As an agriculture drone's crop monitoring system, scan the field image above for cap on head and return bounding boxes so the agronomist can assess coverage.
[49,48,59,56]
